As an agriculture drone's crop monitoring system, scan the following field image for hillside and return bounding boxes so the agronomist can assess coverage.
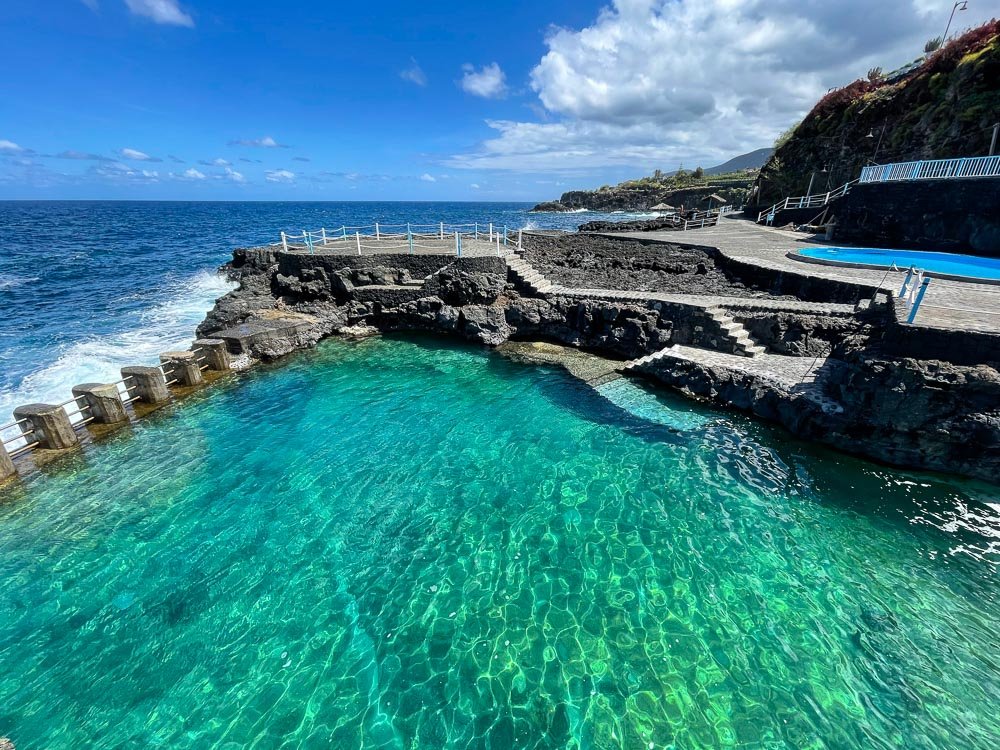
[753,20,1000,209]
[706,148,773,175]
[532,149,771,212]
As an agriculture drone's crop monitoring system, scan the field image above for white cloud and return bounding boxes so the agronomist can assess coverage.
[119,147,161,162]
[199,157,231,167]
[265,169,295,183]
[222,167,245,183]
[450,0,995,171]
[124,0,194,27]
[460,63,507,99]
[183,168,206,180]
[228,136,287,148]
[400,59,428,87]
[420,173,436,182]
[470,183,480,189]
[80,0,99,10]
[0,140,25,153]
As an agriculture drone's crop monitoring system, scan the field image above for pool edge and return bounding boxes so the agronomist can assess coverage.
[785,250,1000,286]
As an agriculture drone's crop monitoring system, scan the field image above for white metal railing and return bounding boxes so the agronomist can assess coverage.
[278,222,522,257]
[680,205,733,230]
[757,180,857,223]
[860,155,1000,184]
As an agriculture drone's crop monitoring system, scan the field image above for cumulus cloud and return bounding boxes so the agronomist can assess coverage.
[0,140,25,153]
[221,167,245,183]
[460,63,507,98]
[182,168,206,180]
[450,0,993,171]
[119,147,162,162]
[420,173,436,182]
[228,136,288,148]
[265,169,295,183]
[400,59,428,87]
[124,0,194,27]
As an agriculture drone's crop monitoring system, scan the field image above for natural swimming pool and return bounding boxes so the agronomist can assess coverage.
[0,335,998,748]
[796,246,1000,281]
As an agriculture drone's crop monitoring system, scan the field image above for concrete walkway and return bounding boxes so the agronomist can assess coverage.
[609,216,1000,333]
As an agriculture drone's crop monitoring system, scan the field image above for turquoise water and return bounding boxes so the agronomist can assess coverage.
[1,336,998,749]
[798,247,1000,280]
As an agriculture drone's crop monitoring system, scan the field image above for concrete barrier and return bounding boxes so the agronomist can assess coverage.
[121,366,170,404]
[194,338,231,371]
[159,352,203,387]
[0,443,14,482]
[72,383,129,424]
[13,404,79,450]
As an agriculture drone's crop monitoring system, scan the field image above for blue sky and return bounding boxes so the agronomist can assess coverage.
[1,0,992,200]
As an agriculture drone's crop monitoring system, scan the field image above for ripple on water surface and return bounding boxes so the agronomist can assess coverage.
[0,335,997,749]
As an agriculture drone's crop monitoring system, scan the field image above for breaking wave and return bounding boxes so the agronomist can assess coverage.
[0,270,235,426]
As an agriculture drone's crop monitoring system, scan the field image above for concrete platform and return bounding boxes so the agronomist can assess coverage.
[608,216,1000,333]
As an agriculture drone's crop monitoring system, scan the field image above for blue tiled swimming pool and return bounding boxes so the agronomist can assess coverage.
[796,247,1000,281]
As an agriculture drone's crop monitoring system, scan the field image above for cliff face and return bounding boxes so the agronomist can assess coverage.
[755,20,1000,208]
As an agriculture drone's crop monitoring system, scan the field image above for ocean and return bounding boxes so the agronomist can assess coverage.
[0,202,998,748]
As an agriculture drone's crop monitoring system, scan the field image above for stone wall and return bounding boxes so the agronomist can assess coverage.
[833,178,1000,255]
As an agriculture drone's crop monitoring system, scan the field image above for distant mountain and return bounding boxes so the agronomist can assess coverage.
[705,148,773,175]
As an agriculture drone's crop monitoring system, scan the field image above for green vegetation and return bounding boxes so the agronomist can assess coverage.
[755,20,1000,206]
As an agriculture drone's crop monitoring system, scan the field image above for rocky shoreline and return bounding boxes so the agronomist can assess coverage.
[197,235,1000,482]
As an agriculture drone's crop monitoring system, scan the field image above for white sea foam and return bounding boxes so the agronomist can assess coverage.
[0,274,41,290]
[0,270,235,428]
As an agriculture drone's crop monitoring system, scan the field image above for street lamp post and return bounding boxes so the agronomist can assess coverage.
[943,1,968,43]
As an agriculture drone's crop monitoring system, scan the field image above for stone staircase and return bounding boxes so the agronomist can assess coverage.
[704,306,766,357]
[505,253,555,295]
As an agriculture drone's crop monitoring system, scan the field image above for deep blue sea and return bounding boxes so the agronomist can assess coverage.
[0,201,635,425]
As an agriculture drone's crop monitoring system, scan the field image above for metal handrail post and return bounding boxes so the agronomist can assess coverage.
[907,278,931,324]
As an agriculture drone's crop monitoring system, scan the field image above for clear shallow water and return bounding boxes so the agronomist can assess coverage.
[797,247,1000,280]
[0,200,653,424]
[0,335,997,749]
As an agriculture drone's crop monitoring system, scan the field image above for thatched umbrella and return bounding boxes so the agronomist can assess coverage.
[651,202,675,212]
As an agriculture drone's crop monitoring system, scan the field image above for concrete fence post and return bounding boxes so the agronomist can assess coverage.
[439,222,444,240]
[281,232,288,252]
[356,231,362,256]
[72,383,128,424]
[159,352,204,387]
[488,223,493,242]
[13,404,79,450]
[518,229,522,250]
[475,222,479,239]
[321,227,328,245]
[0,443,15,481]
[408,226,413,254]
[193,338,231,371]
[503,226,508,246]
[121,366,170,404]
[375,222,380,240]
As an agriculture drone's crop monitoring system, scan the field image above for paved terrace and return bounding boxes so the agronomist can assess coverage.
[282,235,507,258]
[609,216,1000,334]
